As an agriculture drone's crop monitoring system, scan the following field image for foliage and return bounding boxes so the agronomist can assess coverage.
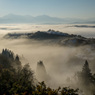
[0,49,79,95]
[22,81,78,95]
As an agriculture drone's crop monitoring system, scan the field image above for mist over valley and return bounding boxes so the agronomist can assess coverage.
[0,24,95,94]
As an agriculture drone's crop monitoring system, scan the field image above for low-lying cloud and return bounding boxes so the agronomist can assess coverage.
[0,24,95,94]
[0,24,95,38]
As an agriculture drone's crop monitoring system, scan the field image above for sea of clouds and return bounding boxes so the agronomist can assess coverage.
[0,24,95,38]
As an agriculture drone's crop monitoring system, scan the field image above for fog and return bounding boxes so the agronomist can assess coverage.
[0,24,95,94]
[0,24,95,37]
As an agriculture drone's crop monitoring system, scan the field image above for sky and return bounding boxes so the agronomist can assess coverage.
[0,0,95,19]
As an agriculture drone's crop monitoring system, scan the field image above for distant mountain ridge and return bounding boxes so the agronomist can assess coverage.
[4,29,74,39]
[4,29,95,46]
[0,14,95,24]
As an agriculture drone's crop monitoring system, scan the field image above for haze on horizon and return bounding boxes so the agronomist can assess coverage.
[0,0,95,19]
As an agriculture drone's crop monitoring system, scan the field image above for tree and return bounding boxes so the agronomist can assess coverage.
[15,55,19,61]
[82,60,92,82]
[36,61,49,82]
[77,60,92,85]
[76,60,95,95]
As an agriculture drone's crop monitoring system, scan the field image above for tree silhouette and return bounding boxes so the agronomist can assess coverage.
[82,60,92,80]
[76,60,95,95]
[77,60,92,85]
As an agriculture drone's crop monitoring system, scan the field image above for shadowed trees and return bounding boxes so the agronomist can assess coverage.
[76,60,95,95]
[0,49,79,95]
[0,49,34,94]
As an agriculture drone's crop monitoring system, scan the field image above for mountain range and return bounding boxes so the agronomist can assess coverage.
[0,14,95,24]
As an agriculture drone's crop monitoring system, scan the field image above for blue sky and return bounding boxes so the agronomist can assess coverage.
[0,0,95,19]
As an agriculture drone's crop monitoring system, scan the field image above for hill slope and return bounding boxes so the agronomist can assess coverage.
[4,29,95,46]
